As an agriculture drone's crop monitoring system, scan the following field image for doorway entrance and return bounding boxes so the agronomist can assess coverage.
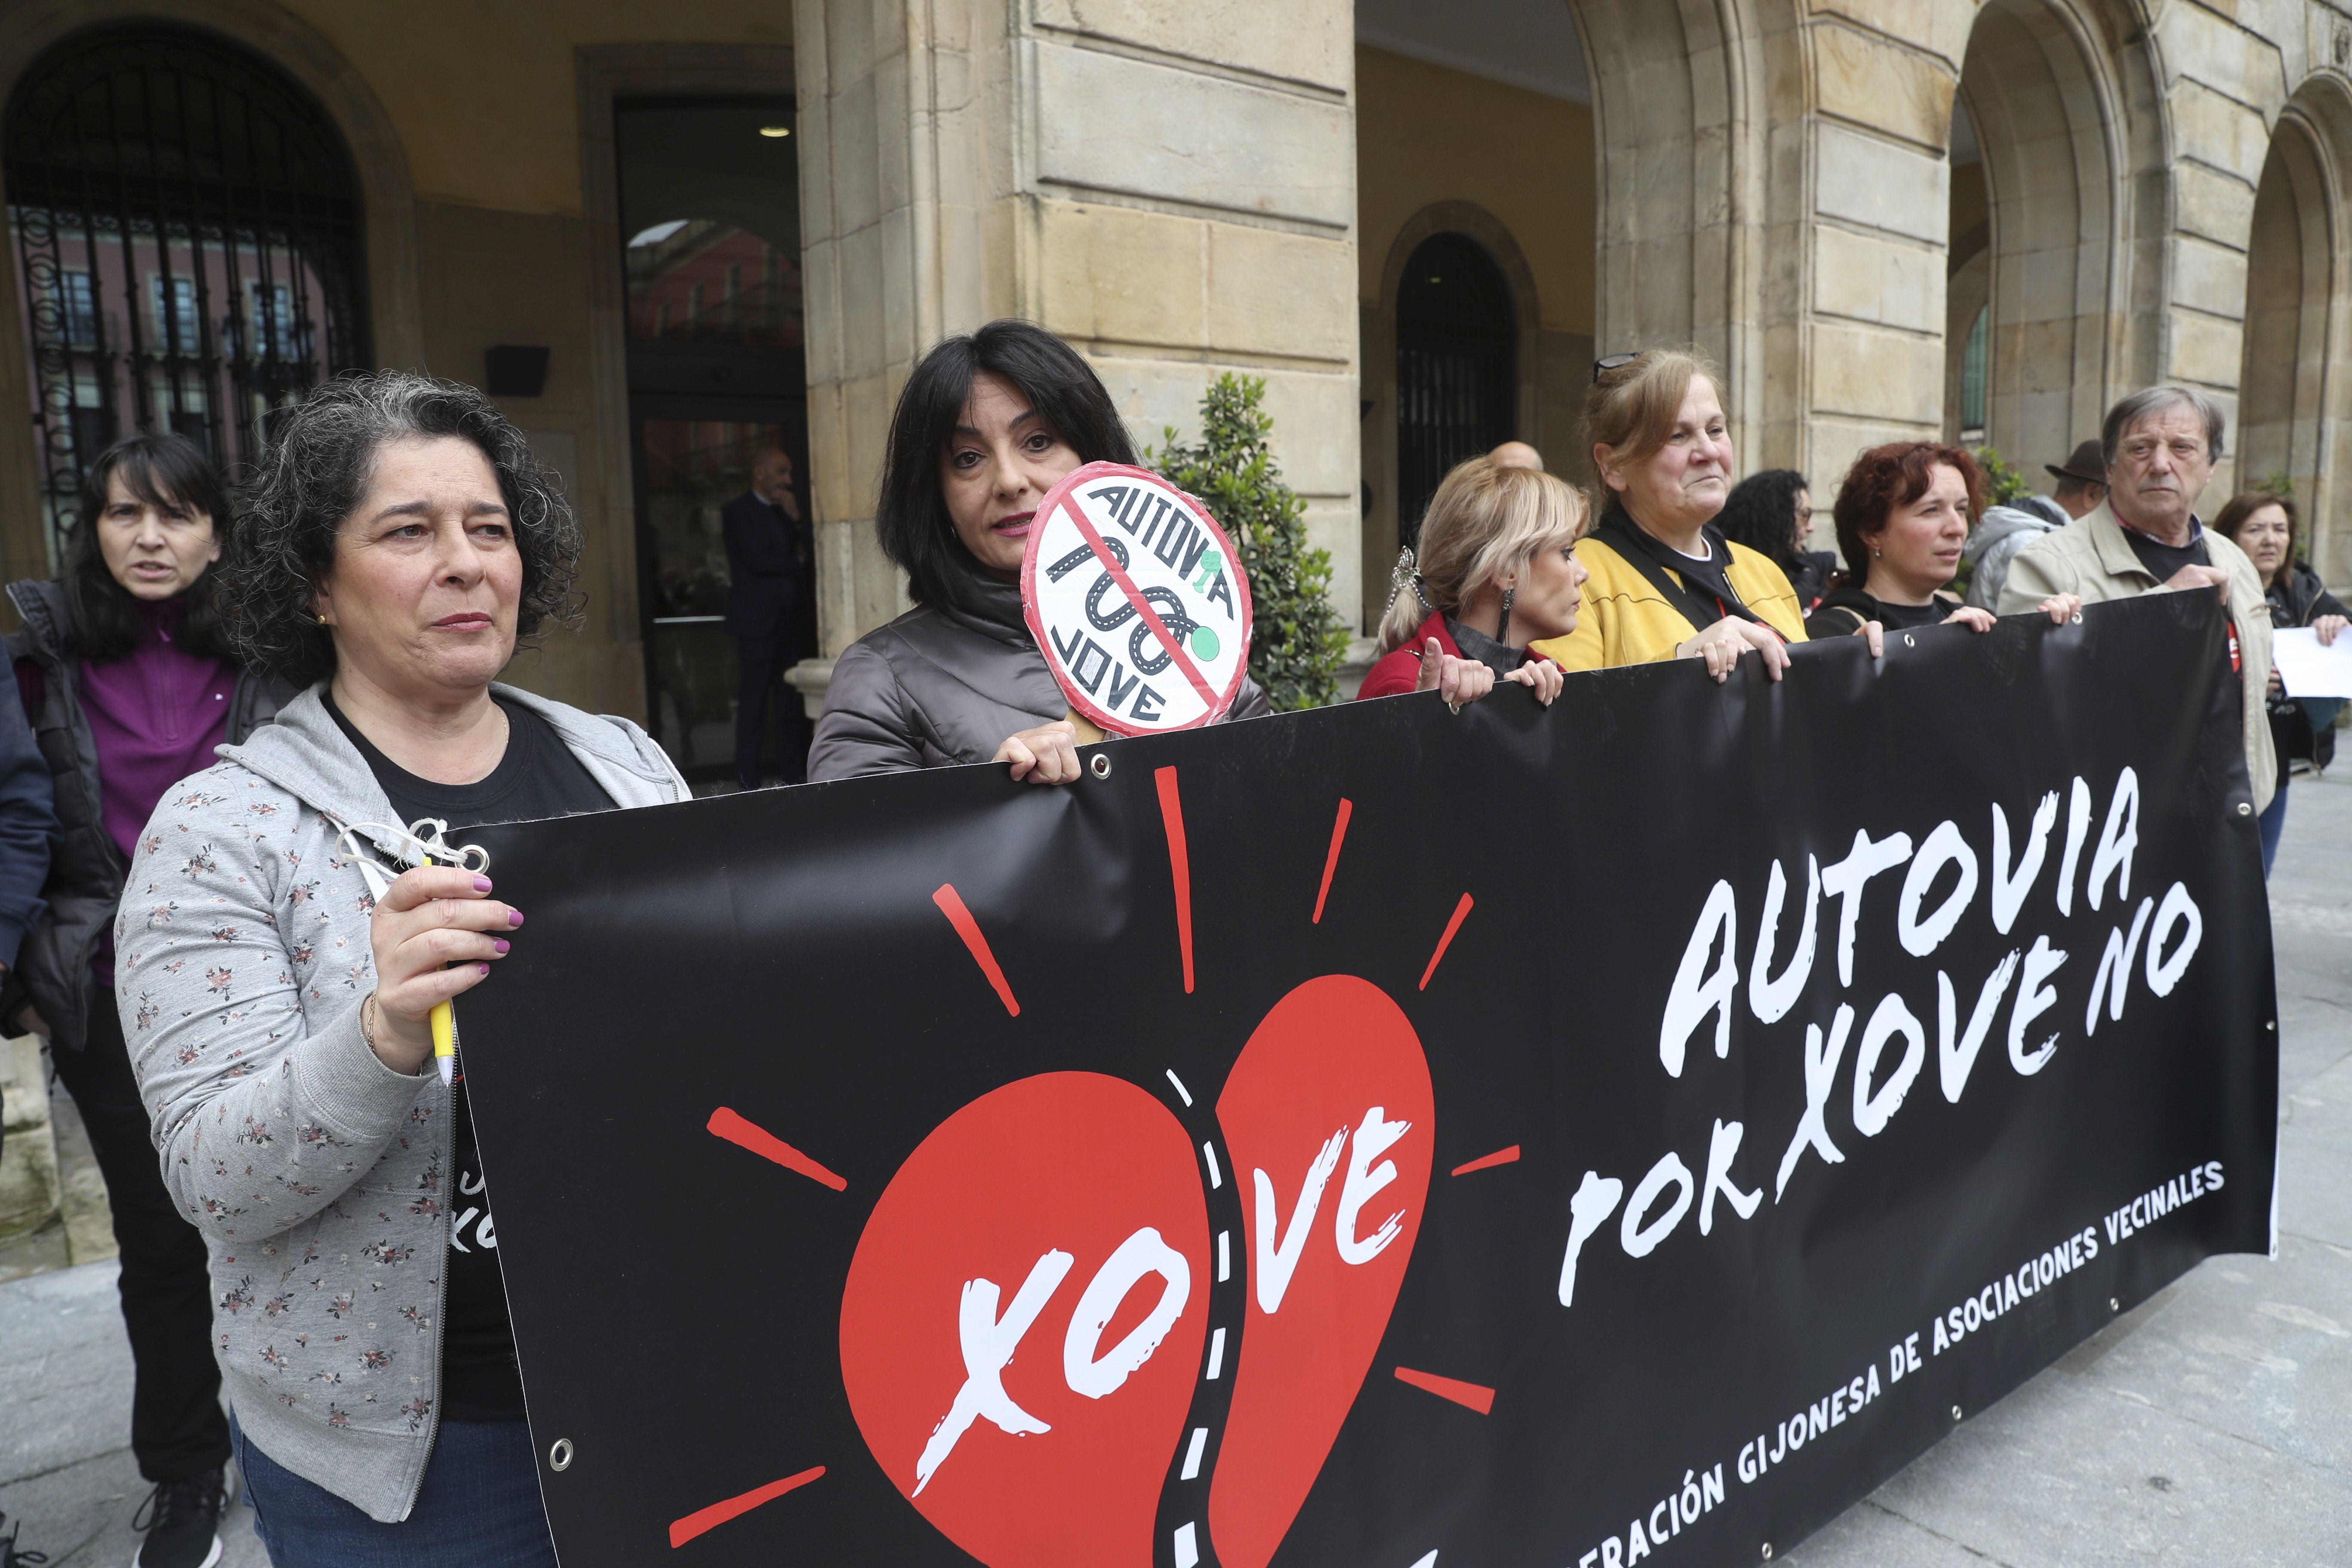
[1394,232,1516,547]
[615,96,808,780]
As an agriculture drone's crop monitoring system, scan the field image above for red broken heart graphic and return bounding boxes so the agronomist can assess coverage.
[1211,976,1434,1568]
[838,976,1434,1568]
[838,1072,1209,1568]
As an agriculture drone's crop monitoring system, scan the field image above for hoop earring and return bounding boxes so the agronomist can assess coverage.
[1497,585,1516,648]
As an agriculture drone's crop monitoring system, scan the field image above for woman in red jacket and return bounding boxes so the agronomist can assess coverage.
[1360,456,1584,703]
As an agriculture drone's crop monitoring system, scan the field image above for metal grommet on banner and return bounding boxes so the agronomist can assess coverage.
[1088,753,1112,780]
[2110,1297,2120,1312]
[549,1438,573,1472]
[2236,802,2253,817]
[1760,1546,1773,1561]
[1950,1405,1963,1421]
[1902,633,1915,648]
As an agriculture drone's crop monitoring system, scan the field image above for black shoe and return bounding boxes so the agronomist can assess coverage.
[0,1508,50,1568]
[131,1470,223,1568]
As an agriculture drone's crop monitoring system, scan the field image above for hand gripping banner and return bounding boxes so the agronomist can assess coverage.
[462,592,2277,1568]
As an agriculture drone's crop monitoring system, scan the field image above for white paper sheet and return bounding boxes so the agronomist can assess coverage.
[2271,627,2352,699]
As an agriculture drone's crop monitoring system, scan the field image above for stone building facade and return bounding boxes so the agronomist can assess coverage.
[0,0,2345,751]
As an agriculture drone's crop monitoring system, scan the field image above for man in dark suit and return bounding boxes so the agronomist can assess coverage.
[723,445,817,787]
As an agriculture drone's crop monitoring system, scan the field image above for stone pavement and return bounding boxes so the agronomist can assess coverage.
[0,775,2346,1568]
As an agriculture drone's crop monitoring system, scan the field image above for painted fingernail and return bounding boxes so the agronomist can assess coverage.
[493,939,511,955]
[473,876,493,892]
[477,963,491,975]
[508,910,525,928]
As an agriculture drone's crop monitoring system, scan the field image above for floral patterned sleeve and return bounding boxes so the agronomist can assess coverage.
[116,767,431,1242]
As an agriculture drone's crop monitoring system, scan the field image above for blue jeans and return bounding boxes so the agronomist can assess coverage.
[2259,778,2288,879]
[233,1414,556,1567]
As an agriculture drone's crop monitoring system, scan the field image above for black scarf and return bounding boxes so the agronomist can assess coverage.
[1592,503,1769,633]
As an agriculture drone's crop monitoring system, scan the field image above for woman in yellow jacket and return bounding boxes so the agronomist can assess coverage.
[1529,349,1812,683]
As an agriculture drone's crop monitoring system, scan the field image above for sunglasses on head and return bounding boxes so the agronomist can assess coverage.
[1592,352,1640,383]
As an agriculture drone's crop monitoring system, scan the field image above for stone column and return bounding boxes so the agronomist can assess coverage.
[790,0,1361,710]
[1795,12,1968,498]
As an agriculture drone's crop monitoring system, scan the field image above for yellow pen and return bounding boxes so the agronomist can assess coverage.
[432,998,457,1085]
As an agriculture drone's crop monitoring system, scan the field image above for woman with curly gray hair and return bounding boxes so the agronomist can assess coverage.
[116,371,686,1564]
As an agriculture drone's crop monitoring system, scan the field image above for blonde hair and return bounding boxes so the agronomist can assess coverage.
[1378,458,1589,653]
[1585,347,1723,487]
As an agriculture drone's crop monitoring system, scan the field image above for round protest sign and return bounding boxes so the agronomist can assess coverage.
[1022,461,1254,735]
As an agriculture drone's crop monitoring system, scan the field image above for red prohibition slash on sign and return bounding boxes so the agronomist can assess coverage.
[1020,462,1252,736]
[1059,493,1219,711]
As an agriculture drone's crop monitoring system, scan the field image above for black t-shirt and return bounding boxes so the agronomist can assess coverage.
[2120,522,2211,585]
[328,693,616,1422]
[1803,588,1953,640]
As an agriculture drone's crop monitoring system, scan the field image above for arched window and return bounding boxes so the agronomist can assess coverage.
[1395,232,1515,546]
[6,22,369,553]
[1960,306,1989,441]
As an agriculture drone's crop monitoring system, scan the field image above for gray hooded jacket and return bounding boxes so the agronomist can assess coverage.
[116,683,686,1522]
[1962,500,2064,610]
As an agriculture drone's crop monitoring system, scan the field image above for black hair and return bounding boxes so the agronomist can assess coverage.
[876,319,1137,608]
[219,371,581,686]
[1714,468,1811,570]
[61,432,235,661]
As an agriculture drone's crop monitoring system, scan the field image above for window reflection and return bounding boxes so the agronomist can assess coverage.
[616,102,802,349]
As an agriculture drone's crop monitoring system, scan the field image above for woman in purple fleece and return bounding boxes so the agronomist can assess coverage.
[5,432,292,1568]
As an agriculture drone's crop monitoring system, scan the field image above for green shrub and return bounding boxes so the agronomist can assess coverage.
[1150,374,1351,710]
[1972,445,2033,508]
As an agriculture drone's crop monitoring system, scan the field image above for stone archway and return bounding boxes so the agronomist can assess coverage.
[0,0,418,585]
[1950,0,2162,480]
[1567,0,1804,470]
[2239,76,2352,585]
[1360,203,1543,615]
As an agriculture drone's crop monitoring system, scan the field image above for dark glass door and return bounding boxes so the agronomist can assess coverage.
[616,96,807,779]
[1395,232,1516,547]
[629,402,804,769]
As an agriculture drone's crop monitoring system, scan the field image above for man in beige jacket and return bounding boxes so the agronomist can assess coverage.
[1998,386,2275,813]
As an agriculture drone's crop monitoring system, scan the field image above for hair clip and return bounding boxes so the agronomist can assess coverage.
[1384,545,1418,618]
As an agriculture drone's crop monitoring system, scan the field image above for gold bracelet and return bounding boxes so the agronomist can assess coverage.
[359,992,381,1055]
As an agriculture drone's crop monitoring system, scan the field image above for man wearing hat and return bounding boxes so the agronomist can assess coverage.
[1963,438,2108,609]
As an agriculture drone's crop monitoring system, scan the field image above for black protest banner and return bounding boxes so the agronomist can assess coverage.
[462,591,2276,1568]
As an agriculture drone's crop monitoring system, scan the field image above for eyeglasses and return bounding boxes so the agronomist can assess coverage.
[1592,352,1641,383]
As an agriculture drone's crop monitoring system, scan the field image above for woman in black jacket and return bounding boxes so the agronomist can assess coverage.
[4,433,290,1568]
[2216,491,2349,875]
[1716,468,1833,612]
